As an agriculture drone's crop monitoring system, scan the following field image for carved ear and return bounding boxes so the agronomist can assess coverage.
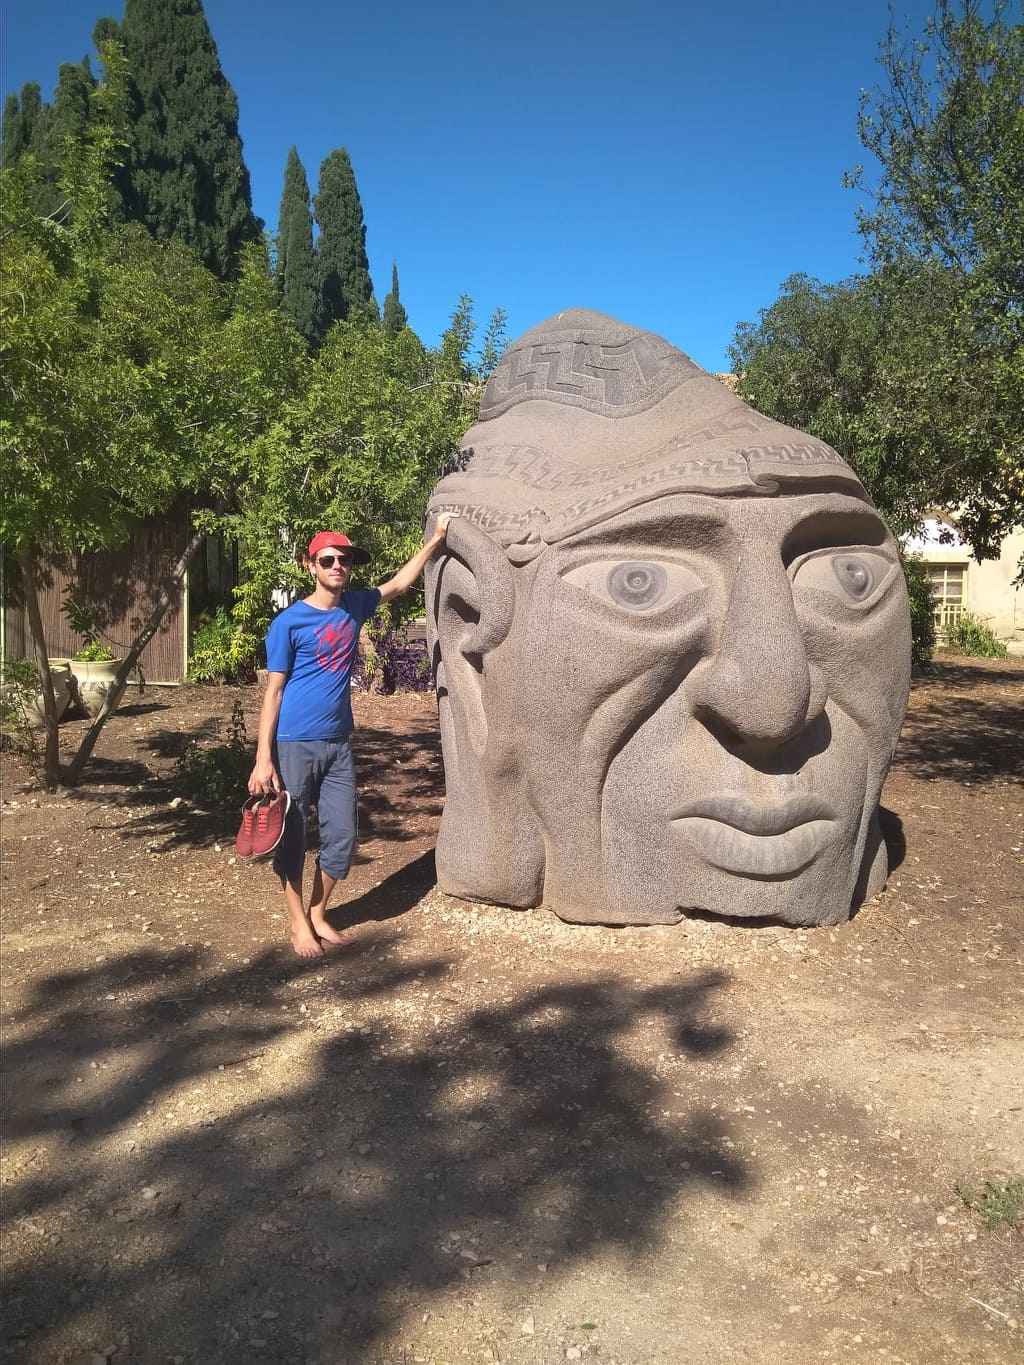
[425,518,542,908]
[425,518,514,755]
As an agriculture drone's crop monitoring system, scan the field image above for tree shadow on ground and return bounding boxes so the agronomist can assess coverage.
[894,685,1023,784]
[2,921,742,1363]
[107,717,446,853]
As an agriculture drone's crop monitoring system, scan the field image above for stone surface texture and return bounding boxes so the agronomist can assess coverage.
[425,309,912,926]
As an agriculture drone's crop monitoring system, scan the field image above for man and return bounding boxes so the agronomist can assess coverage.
[249,518,452,957]
[424,309,911,928]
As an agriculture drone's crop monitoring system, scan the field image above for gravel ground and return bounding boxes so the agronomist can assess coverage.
[1,656,1022,1365]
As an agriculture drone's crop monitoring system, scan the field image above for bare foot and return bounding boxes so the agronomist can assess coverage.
[310,915,353,947]
[291,921,325,958]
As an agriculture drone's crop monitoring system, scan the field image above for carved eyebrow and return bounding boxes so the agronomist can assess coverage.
[558,504,731,554]
[781,501,891,565]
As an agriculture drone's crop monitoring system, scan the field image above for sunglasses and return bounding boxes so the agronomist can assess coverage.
[316,553,353,568]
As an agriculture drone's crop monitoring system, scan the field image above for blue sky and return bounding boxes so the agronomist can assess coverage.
[3,0,945,371]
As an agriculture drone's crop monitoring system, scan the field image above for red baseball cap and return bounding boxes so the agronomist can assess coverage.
[307,531,371,565]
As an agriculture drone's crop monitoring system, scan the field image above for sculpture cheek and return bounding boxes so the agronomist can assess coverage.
[795,581,912,737]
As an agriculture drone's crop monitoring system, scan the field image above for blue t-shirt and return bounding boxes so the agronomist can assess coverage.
[265,591,382,741]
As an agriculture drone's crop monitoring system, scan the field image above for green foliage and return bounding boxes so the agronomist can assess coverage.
[175,698,251,806]
[845,0,1023,560]
[0,658,45,782]
[902,556,937,672]
[228,296,480,647]
[61,582,118,656]
[477,306,509,380]
[188,606,257,682]
[947,611,1009,657]
[730,274,893,505]
[1,61,98,217]
[382,262,409,335]
[732,3,1023,566]
[848,1,1023,332]
[114,0,261,278]
[2,83,46,169]
[73,641,116,662]
[1,53,303,786]
[313,148,377,334]
[955,1175,1023,1230]
[275,147,318,346]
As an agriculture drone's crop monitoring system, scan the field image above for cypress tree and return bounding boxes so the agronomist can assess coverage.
[49,60,98,201]
[313,148,376,334]
[1,68,95,216]
[382,263,409,335]
[1,82,50,170]
[0,94,22,168]
[51,59,96,149]
[112,0,260,277]
[275,147,318,346]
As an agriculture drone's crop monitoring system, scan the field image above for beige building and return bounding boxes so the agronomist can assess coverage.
[904,517,1024,649]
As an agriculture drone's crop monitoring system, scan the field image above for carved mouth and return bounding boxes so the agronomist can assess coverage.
[672,795,835,877]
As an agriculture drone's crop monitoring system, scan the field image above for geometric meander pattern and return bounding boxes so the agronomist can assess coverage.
[444,436,851,496]
[433,438,857,540]
[480,336,698,420]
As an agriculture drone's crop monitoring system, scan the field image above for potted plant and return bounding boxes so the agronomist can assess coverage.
[70,640,124,717]
[1,658,75,727]
[40,658,77,721]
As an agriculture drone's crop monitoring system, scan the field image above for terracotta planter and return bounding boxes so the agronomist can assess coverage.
[71,658,123,718]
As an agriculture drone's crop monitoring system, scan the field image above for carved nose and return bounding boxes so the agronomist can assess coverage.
[691,556,823,747]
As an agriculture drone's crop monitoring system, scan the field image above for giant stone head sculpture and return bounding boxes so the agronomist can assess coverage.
[425,310,911,927]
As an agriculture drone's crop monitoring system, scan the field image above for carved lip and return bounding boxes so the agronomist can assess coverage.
[672,795,835,877]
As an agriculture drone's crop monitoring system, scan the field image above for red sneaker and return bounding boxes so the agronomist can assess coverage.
[236,795,262,858]
[251,789,291,858]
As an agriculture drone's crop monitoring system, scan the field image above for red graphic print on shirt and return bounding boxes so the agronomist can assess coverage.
[313,619,357,674]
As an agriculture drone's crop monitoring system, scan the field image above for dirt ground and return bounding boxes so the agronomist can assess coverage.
[1,655,1022,1365]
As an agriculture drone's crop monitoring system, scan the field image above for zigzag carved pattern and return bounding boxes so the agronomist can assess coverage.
[480,337,695,419]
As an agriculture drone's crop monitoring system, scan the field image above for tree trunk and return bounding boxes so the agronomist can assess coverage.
[61,523,209,786]
[17,549,62,789]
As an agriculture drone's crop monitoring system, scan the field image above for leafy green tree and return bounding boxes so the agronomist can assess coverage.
[477,305,510,379]
[729,273,905,520]
[1,50,300,786]
[4,55,100,218]
[847,0,1023,338]
[313,148,377,333]
[229,297,482,647]
[844,0,1023,558]
[382,262,409,334]
[102,0,261,278]
[733,1,1022,565]
[51,59,97,155]
[275,147,318,345]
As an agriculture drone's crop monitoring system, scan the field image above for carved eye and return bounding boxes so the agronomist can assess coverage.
[561,558,705,614]
[791,548,895,607]
[833,555,874,600]
[608,561,668,609]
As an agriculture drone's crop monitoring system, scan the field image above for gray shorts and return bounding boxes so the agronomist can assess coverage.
[272,738,358,883]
